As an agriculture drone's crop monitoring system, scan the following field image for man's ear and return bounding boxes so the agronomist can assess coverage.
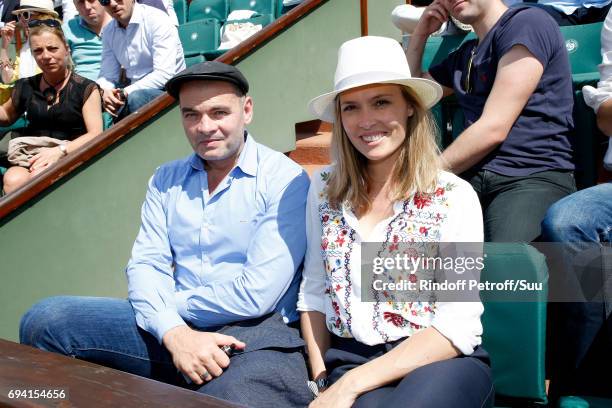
[243,95,253,125]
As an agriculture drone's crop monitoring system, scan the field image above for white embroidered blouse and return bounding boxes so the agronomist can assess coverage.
[297,167,485,355]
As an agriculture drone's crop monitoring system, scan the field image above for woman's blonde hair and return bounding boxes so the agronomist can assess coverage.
[28,20,75,71]
[326,85,442,212]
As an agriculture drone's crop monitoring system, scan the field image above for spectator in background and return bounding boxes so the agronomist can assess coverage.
[406,0,576,242]
[528,0,611,25]
[541,7,612,400]
[96,0,184,120]
[54,0,76,20]
[1,0,19,23]
[137,0,177,26]
[0,0,60,83]
[63,0,110,81]
[0,20,102,193]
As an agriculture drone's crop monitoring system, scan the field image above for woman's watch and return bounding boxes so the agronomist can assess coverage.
[315,377,329,391]
[307,377,329,397]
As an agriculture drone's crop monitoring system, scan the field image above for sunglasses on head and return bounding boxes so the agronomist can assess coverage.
[17,10,32,20]
[28,19,61,28]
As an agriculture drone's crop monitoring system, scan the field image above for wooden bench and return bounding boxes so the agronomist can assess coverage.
[0,338,244,407]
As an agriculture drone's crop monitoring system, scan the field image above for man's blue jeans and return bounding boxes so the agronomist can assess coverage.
[541,183,612,398]
[116,89,165,121]
[542,183,612,247]
[20,296,313,407]
[20,297,182,383]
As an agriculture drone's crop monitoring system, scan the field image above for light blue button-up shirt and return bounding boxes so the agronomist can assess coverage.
[126,134,310,343]
[96,3,185,94]
[537,0,611,14]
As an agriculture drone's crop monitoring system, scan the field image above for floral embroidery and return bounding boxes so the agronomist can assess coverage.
[413,193,432,209]
[317,171,456,342]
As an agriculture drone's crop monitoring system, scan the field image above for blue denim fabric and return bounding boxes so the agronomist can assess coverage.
[20,296,181,383]
[520,3,612,26]
[125,88,165,115]
[541,183,612,398]
[542,183,612,246]
[20,296,313,407]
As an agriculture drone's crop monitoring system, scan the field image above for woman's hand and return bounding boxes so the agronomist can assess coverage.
[309,375,359,408]
[1,22,16,50]
[29,146,64,175]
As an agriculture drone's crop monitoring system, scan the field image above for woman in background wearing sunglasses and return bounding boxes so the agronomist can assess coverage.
[0,18,102,193]
[0,0,61,84]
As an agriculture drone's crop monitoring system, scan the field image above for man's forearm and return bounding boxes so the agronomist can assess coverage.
[442,119,508,174]
[406,34,430,78]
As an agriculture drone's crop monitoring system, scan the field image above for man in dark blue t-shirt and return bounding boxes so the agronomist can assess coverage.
[406,0,576,242]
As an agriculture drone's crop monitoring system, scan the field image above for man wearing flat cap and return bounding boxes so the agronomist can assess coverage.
[20,61,313,408]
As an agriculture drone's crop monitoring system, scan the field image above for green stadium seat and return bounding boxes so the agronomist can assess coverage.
[188,0,228,22]
[559,22,603,87]
[481,243,549,406]
[185,54,207,67]
[557,22,605,188]
[421,32,476,73]
[275,0,285,18]
[203,14,274,61]
[178,18,221,60]
[558,396,612,408]
[228,13,274,27]
[174,0,187,25]
[229,0,275,16]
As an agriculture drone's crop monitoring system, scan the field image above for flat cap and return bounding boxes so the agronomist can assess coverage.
[165,61,249,98]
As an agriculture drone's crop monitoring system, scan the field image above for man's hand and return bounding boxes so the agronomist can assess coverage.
[162,325,246,385]
[412,0,449,37]
[101,88,126,117]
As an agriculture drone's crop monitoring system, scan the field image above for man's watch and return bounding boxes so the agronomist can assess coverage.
[58,144,68,156]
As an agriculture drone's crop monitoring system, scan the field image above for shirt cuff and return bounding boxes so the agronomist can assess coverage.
[124,83,140,95]
[297,283,326,313]
[175,290,191,321]
[431,303,483,355]
[145,309,186,344]
[96,77,115,89]
[583,84,612,113]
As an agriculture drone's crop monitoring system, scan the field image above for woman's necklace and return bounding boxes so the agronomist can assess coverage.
[42,70,70,106]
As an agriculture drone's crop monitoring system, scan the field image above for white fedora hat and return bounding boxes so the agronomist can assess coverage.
[308,36,442,123]
[12,0,59,17]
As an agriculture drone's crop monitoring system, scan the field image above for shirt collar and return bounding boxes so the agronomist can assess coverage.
[78,16,97,35]
[188,131,258,177]
[120,2,143,28]
[235,132,257,177]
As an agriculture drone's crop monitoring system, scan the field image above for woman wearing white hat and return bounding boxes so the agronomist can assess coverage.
[298,36,493,407]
